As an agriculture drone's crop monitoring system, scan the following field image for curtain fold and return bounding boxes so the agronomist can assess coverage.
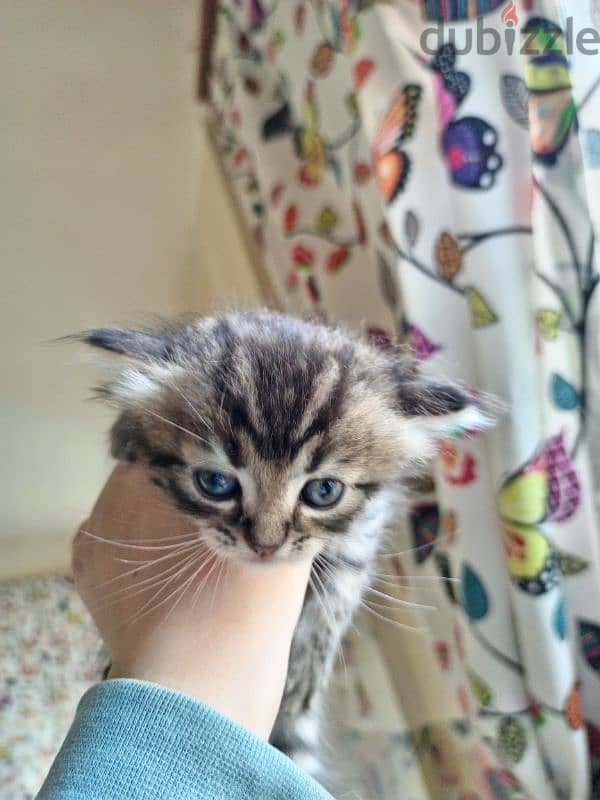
[209,2,600,796]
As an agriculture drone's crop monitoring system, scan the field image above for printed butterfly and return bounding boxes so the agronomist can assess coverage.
[523,18,577,166]
[498,434,583,595]
[428,44,503,189]
[373,84,422,202]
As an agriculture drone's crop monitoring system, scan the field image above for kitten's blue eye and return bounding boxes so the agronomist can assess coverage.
[194,470,239,500]
[301,479,344,509]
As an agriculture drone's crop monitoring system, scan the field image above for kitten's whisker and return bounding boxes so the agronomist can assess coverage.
[312,560,349,681]
[100,554,203,611]
[311,566,335,632]
[218,387,235,438]
[309,574,348,684]
[170,384,214,434]
[378,532,452,559]
[315,554,354,591]
[313,553,340,577]
[191,554,221,609]
[364,599,413,612]
[100,547,213,606]
[99,567,195,612]
[115,541,205,564]
[123,569,195,629]
[160,555,214,626]
[370,575,444,594]
[358,602,427,634]
[372,571,461,584]
[309,575,329,630]
[316,554,369,570]
[317,553,431,635]
[311,562,340,637]
[210,557,227,612]
[364,586,437,612]
[158,577,196,627]
[139,406,211,445]
[114,533,202,546]
[80,528,200,552]
[92,542,204,591]
[191,561,216,608]
[128,549,214,604]
[75,506,201,539]
[150,565,204,630]
[314,554,352,595]
[125,553,205,628]
[117,555,175,565]
[314,557,363,648]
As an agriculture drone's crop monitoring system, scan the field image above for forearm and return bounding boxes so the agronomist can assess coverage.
[38,680,332,800]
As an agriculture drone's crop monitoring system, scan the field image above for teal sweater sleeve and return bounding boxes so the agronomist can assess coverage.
[37,680,333,800]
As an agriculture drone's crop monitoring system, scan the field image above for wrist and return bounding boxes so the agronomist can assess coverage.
[107,644,290,739]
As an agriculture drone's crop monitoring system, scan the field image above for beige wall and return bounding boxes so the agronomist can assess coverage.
[1,1,262,577]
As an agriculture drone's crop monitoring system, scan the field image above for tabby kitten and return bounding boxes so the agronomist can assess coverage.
[79,310,487,779]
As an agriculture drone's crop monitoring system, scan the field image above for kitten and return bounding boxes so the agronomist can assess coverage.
[78,310,488,780]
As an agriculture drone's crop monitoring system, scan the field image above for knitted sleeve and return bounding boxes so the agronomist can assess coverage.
[37,679,332,800]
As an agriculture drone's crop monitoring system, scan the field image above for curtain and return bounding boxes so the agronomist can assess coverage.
[208,1,600,796]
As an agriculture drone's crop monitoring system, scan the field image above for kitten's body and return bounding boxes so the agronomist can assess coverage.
[270,484,402,777]
[79,310,486,779]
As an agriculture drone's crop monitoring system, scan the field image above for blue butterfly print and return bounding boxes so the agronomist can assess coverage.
[429,44,503,189]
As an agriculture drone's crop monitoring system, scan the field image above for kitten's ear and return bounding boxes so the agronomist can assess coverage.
[394,369,493,439]
[81,327,173,363]
[75,327,177,407]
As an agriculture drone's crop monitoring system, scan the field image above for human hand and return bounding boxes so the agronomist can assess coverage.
[73,463,312,739]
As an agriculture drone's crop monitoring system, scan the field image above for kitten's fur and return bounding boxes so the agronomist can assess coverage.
[79,310,487,779]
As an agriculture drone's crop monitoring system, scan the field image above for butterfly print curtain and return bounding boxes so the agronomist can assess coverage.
[208,1,600,796]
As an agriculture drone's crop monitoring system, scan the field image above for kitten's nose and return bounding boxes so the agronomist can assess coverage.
[252,543,279,558]
[242,515,288,558]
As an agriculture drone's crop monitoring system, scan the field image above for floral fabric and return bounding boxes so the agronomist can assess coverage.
[209,1,600,797]
[0,576,103,800]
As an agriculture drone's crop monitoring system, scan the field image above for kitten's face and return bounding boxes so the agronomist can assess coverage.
[82,312,486,564]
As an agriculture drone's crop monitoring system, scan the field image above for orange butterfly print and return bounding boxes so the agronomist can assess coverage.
[373,84,422,203]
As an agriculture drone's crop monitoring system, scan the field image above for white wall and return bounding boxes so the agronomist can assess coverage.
[0,1,262,577]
